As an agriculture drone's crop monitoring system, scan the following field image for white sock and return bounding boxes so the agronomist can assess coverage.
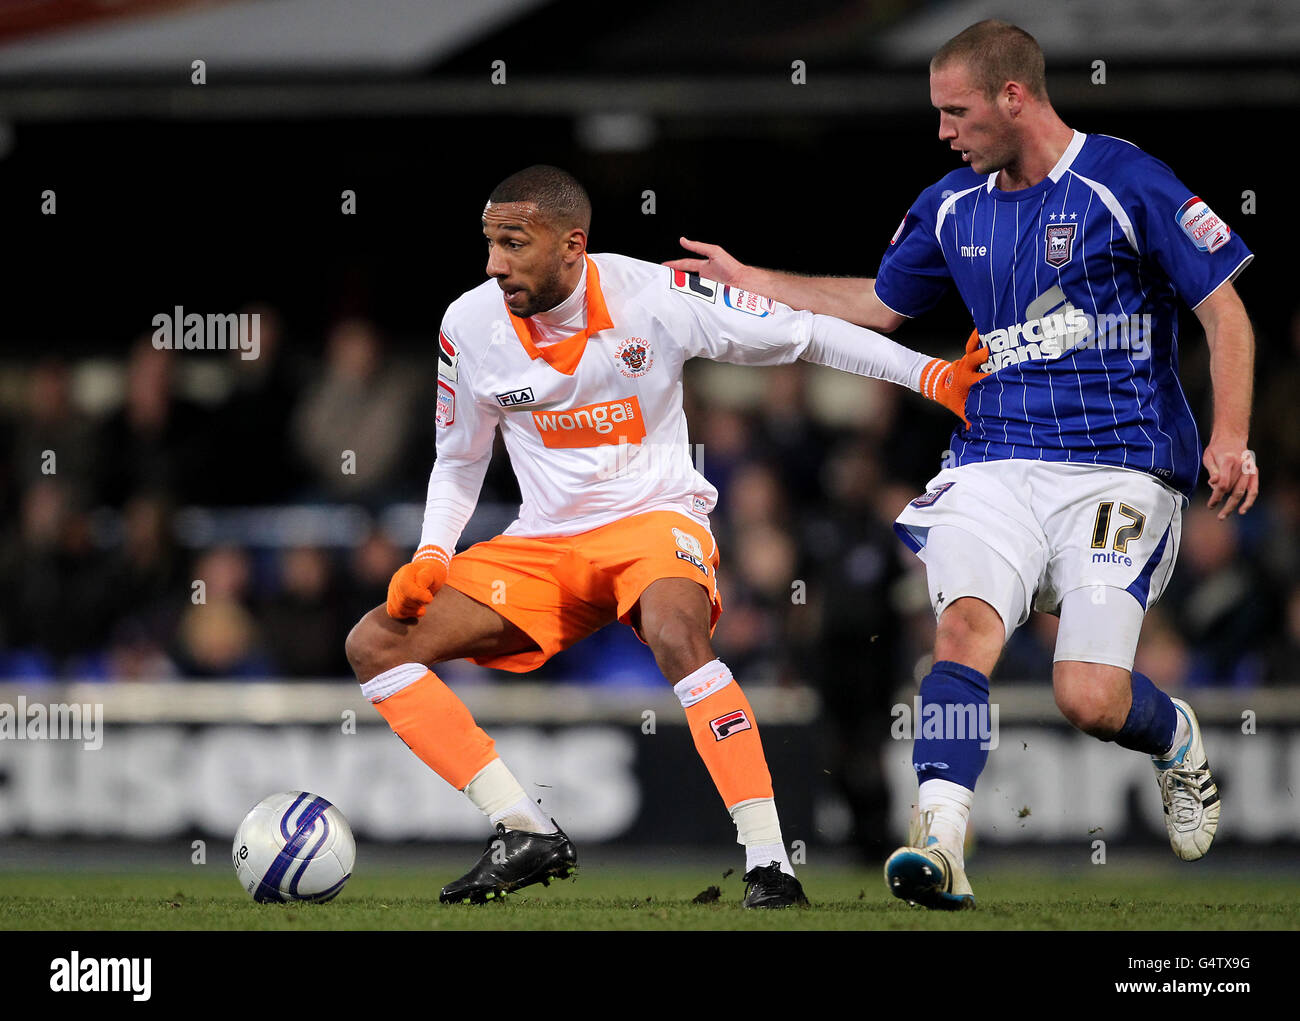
[360,661,428,703]
[917,778,974,865]
[1160,707,1192,761]
[464,758,556,833]
[731,798,794,876]
[672,659,733,707]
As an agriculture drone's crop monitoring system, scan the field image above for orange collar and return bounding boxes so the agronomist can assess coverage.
[506,256,613,376]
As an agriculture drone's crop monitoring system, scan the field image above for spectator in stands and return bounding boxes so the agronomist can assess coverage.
[173,546,271,678]
[0,478,106,677]
[261,546,352,677]
[1161,504,1277,686]
[11,358,97,509]
[1265,585,1300,684]
[801,438,908,859]
[94,337,211,507]
[1133,607,1191,690]
[193,303,309,504]
[1255,305,1300,480]
[291,317,423,505]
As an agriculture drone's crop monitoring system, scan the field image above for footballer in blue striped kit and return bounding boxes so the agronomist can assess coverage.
[668,19,1258,907]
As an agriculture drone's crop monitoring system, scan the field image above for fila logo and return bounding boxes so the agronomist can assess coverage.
[710,710,752,741]
[669,269,718,303]
[676,550,707,575]
[497,387,535,407]
[437,332,458,381]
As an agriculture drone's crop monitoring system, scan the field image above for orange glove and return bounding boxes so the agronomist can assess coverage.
[385,545,451,620]
[919,329,990,429]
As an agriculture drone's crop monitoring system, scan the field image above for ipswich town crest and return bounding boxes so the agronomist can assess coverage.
[616,337,654,377]
[1044,222,1076,268]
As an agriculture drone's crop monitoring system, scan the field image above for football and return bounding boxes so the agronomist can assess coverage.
[232,791,356,903]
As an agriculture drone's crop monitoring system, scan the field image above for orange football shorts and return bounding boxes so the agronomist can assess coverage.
[444,510,722,672]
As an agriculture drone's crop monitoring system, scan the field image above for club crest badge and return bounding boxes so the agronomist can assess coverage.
[672,526,707,574]
[1045,223,1076,268]
[616,337,654,377]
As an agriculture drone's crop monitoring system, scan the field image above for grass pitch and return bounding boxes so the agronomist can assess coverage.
[2,859,1296,930]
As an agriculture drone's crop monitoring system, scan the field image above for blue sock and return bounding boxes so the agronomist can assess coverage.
[1114,670,1177,755]
[912,660,993,790]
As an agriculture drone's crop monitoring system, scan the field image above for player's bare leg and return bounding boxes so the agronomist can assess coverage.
[635,577,808,908]
[346,589,577,903]
[1052,660,1130,737]
[1054,658,1219,861]
[886,595,1004,910]
[347,584,538,682]
[932,596,1004,676]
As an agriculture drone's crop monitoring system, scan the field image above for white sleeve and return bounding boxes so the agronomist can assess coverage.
[801,314,930,391]
[418,452,492,554]
[670,275,816,366]
[417,326,500,554]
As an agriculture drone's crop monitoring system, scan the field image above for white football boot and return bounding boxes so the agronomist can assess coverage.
[1152,698,1220,861]
[883,809,975,910]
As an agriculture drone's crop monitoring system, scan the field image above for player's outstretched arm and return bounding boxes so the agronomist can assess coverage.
[664,237,906,332]
[673,273,983,426]
[801,318,988,427]
[916,329,989,429]
[1195,280,1258,518]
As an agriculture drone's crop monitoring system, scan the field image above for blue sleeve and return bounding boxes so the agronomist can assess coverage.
[874,184,952,318]
[1129,155,1253,308]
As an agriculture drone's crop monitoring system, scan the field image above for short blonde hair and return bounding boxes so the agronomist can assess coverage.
[931,20,1048,101]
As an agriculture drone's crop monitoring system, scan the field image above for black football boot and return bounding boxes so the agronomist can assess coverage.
[742,861,810,908]
[439,822,578,904]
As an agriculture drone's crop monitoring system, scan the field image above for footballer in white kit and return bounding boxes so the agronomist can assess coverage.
[344,164,984,907]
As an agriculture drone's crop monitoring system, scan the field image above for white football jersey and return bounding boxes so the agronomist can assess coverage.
[424,252,815,547]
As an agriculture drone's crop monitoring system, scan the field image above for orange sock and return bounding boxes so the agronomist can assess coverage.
[367,667,497,790]
[678,663,774,808]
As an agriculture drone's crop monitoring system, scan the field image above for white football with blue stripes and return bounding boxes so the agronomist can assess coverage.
[233,791,355,903]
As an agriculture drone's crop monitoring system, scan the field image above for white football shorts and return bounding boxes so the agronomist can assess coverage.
[894,459,1185,670]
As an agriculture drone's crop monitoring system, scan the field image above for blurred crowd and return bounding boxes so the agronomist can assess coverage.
[0,301,1295,700]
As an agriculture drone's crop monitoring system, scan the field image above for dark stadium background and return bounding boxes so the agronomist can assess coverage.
[0,0,1297,874]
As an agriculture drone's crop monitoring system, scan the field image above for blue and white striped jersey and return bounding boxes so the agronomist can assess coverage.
[875,131,1252,496]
